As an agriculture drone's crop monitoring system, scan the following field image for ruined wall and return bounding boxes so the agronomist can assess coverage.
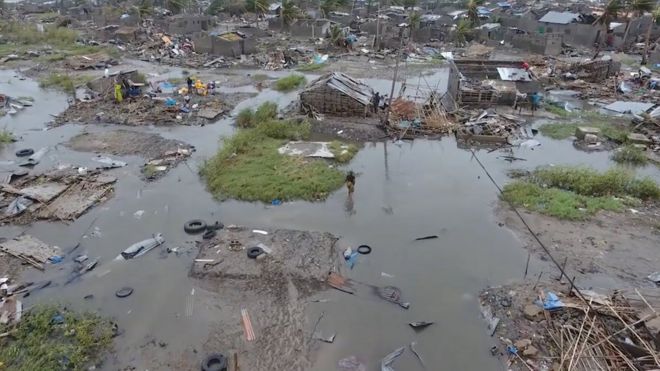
[411,28,431,43]
[442,64,459,112]
[544,33,562,55]
[650,47,660,66]
[290,21,329,38]
[301,86,367,116]
[511,33,546,54]
[499,12,539,32]
[549,23,598,47]
[192,32,214,54]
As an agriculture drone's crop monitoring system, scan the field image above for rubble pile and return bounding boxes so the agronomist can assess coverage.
[455,109,531,145]
[1,168,116,224]
[481,284,660,371]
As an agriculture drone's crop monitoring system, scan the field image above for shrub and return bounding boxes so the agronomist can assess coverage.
[274,74,307,91]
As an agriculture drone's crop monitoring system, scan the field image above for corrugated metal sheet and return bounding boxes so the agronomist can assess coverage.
[497,67,532,82]
[305,72,373,105]
[603,101,655,115]
[538,11,579,25]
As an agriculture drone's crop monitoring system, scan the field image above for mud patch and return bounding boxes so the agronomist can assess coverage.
[310,116,386,142]
[191,227,343,371]
[498,205,660,287]
[66,130,194,180]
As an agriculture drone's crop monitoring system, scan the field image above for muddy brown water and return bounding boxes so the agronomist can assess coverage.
[1,67,659,370]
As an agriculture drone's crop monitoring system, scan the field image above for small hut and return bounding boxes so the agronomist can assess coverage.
[300,72,374,116]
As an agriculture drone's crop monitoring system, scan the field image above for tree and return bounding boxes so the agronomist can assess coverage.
[592,0,623,59]
[641,6,660,64]
[246,0,269,25]
[408,11,420,42]
[465,0,484,26]
[166,0,190,14]
[329,23,343,46]
[454,18,471,46]
[320,0,336,17]
[137,0,154,17]
[621,0,654,49]
[281,0,301,28]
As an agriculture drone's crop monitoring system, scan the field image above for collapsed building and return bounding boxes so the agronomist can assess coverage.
[300,72,374,117]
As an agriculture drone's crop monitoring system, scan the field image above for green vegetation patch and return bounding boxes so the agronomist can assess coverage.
[297,63,327,72]
[538,121,630,142]
[39,73,90,94]
[611,145,648,166]
[0,305,115,371]
[0,130,15,145]
[273,74,307,91]
[502,166,659,220]
[201,102,353,202]
[329,141,358,163]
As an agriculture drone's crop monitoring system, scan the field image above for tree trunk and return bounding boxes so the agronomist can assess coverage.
[641,16,653,65]
[621,20,631,51]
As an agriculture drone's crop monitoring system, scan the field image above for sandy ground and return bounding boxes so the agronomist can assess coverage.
[310,116,387,142]
[66,129,192,159]
[498,204,660,288]
[190,227,343,371]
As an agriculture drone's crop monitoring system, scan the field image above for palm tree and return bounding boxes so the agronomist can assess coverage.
[247,0,269,25]
[454,18,471,46]
[592,0,623,59]
[281,0,301,29]
[641,6,660,64]
[465,0,484,26]
[320,0,335,17]
[621,0,654,49]
[408,11,420,42]
[329,23,343,46]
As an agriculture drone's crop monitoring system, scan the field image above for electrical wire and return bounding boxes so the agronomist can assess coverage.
[469,148,596,312]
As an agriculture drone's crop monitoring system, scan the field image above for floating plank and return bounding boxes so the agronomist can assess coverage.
[0,235,59,270]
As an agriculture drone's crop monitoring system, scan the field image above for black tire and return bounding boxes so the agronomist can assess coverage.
[184,219,207,234]
[202,229,216,240]
[15,149,34,157]
[115,287,134,298]
[357,245,372,255]
[201,354,227,371]
[247,247,264,259]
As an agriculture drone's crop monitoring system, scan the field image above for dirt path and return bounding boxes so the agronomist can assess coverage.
[499,205,660,287]
[190,227,343,371]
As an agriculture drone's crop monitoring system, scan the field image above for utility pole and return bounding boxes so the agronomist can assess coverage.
[374,2,380,49]
[383,50,400,126]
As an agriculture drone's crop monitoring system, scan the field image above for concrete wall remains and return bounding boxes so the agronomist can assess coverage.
[192,32,255,57]
[169,15,212,35]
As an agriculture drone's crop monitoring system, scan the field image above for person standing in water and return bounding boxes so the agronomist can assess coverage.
[345,171,356,194]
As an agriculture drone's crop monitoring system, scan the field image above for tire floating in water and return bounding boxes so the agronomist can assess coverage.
[357,245,372,254]
[184,219,207,234]
[247,247,264,259]
[15,148,34,157]
[115,287,134,298]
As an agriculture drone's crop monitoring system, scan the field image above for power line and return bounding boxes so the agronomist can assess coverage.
[469,148,596,312]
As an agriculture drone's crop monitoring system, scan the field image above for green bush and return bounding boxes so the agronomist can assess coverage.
[256,119,310,140]
[236,108,255,128]
[274,74,307,91]
[0,305,114,371]
[502,181,624,220]
[532,166,659,200]
[611,145,648,166]
[254,101,278,122]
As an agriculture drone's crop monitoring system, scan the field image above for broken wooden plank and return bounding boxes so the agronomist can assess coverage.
[0,235,59,270]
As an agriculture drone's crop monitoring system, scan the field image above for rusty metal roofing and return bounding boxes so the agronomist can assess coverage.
[304,72,374,105]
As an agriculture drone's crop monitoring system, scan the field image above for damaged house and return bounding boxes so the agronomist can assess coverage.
[300,72,374,117]
[192,31,257,58]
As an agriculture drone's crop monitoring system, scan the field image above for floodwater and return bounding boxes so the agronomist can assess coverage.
[1,67,658,370]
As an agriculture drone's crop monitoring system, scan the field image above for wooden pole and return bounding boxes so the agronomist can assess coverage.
[384,50,400,126]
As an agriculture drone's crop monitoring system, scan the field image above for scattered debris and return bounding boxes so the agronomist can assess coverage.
[0,235,60,270]
[381,346,405,371]
[409,321,434,329]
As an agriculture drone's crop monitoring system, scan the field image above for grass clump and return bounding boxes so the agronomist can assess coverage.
[502,166,660,220]
[251,73,269,82]
[611,145,648,166]
[502,181,624,220]
[236,108,256,128]
[544,104,571,118]
[235,102,278,128]
[0,305,115,371]
[329,141,358,163]
[39,73,89,94]
[273,74,307,91]
[202,101,348,202]
[0,130,14,145]
[538,121,630,142]
[297,63,327,72]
